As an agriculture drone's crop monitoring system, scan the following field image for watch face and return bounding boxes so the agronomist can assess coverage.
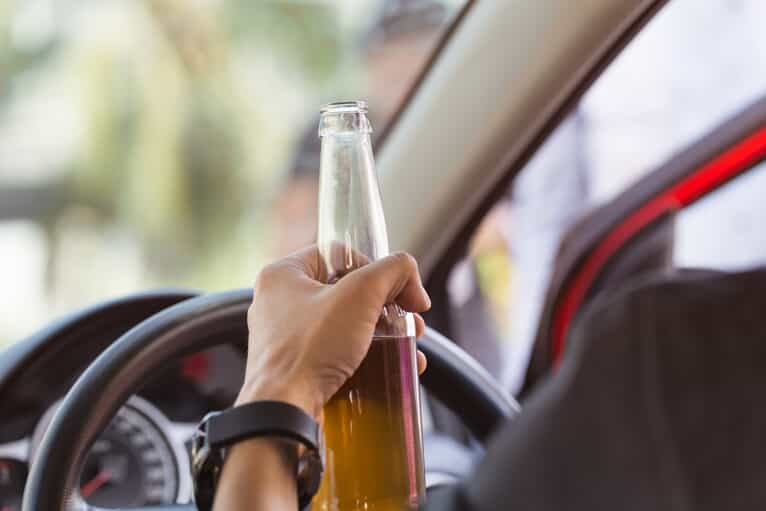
[298,448,324,509]
[191,412,224,511]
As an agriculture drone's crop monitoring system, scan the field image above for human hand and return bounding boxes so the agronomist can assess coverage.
[236,245,431,418]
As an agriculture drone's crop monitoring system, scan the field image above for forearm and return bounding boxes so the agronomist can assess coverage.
[213,438,299,511]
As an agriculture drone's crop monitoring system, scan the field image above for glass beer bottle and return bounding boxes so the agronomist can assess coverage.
[311,101,426,511]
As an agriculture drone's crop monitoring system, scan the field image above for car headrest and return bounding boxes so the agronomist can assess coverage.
[463,267,766,510]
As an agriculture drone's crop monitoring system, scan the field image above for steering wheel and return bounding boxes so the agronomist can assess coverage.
[22,288,519,511]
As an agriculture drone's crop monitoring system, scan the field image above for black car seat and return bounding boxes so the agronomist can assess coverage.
[429,266,766,510]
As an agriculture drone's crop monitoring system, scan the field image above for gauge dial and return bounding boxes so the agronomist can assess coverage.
[33,396,189,508]
[0,459,27,511]
[77,402,179,506]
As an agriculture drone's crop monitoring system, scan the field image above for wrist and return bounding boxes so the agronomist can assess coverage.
[226,437,299,473]
[214,438,299,511]
[193,401,323,511]
[235,379,321,419]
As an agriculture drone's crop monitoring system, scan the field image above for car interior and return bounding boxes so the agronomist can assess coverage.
[3,0,766,509]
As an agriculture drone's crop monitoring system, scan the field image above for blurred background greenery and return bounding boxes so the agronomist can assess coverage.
[0,0,468,348]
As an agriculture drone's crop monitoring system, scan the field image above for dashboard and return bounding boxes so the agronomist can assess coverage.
[0,290,473,510]
[0,344,246,510]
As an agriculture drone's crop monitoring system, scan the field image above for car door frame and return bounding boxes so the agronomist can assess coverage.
[524,93,766,391]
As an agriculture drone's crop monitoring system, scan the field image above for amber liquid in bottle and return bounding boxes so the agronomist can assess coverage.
[312,101,426,510]
[312,335,425,511]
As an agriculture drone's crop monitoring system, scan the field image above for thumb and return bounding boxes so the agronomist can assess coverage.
[334,252,431,313]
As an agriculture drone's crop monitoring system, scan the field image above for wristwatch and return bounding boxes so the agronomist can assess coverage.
[191,400,323,511]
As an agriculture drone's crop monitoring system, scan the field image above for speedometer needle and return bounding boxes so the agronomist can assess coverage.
[80,470,112,498]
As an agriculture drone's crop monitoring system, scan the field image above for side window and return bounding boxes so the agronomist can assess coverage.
[675,160,766,270]
[444,0,766,394]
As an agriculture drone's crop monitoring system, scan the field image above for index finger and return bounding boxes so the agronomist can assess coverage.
[273,245,325,281]
[279,243,373,284]
[336,252,431,313]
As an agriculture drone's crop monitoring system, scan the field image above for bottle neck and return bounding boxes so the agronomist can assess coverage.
[317,129,389,283]
[318,110,372,137]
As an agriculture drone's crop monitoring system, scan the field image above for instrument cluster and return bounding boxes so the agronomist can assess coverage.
[0,344,245,510]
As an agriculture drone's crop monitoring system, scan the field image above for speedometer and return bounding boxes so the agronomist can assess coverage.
[32,396,190,508]
[78,400,178,506]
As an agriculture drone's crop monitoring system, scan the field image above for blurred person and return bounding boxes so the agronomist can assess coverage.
[274,0,448,257]
[500,115,589,394]
[277,0,506,380]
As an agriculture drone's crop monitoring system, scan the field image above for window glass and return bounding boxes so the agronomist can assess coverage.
[581,0,766,204]
[675,160,766,270]
[451,0,766,393]
[0,0,466,349]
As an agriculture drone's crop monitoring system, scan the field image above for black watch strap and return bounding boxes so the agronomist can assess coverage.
[207,400,319,450]
[192,400,323,511]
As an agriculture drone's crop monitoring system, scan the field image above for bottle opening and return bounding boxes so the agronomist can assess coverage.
[320,100,368,114]
[318,100,372,137]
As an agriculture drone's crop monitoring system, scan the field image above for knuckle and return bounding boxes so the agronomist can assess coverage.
[254,263,280,289]
[393,252,418,272]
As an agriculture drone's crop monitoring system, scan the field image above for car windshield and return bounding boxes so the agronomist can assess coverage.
[0,0,466,348]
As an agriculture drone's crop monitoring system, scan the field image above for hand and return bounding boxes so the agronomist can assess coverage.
[236,245,431,418]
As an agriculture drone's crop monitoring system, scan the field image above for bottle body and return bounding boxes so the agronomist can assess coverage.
[312,101,426,510]
[313,330,425,511]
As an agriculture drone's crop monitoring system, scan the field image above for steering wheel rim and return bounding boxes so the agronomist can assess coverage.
[23,288,519,511]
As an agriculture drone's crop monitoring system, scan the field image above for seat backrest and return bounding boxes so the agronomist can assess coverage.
[462,267,766,510]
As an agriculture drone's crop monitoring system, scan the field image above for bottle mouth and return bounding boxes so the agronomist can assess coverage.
[318,100,371,136]
[320,100,368,115]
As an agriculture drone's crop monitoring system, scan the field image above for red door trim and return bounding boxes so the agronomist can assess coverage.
[551,125,766,363]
